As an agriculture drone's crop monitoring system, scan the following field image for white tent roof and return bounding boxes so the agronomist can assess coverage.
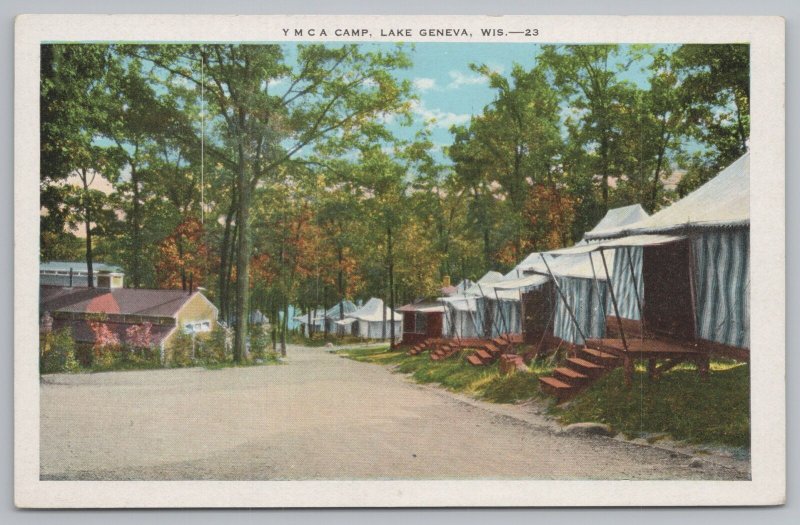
[454,279,473,292]
[585,204,650,239]
[294,300,357,323]
[345,297,401,322]
[440,295,479,312]
[463,271,505,296]
[586,153,749,240]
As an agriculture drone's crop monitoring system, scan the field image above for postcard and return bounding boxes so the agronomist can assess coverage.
[14,14,785,507]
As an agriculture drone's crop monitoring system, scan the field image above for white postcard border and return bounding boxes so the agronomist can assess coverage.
[14,14,786,508]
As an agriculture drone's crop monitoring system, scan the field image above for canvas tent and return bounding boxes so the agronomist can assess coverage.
[582,153,750,350]
[294,300,357,336]
[473,270,549,338]
[514,204,652,345]
[441,271,504,339]
[335,298,403,340]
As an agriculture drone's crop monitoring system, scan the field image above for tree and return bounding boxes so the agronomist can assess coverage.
[129,43,413,361]
[40,44,115,273]
[673,44,750,194]
[539,45,633,213]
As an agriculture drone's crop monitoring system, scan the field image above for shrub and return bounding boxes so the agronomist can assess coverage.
[169,330,194,367]
[40,327,80,374]
[196,326,229,365]
[249,324,270,359]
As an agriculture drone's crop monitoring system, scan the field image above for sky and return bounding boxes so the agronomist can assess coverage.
[338,42,657,162]
[95,42,665,170]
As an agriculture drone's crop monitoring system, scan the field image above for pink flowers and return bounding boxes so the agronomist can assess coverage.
[125,322,153,349]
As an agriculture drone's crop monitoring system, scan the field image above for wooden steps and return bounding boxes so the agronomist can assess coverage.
[552,367,589,385]
[565,357,605,377]
[539,377,573,400]
[538,346,621,402]
[409,333,525,366]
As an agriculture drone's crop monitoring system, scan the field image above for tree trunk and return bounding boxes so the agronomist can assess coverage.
[233,136,250,363]
[323,288,329,339]
[280,301,288,356]
[734,94,748,153]
[649,133,669,212]
[81,169,94,289]
[271,301,278,351]
[218,197,236,323]
[388,224,395,350]
[337,245,345,336]
[600,134,610,211]
[130,161,143,288]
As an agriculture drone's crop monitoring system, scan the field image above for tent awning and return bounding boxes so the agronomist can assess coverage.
[492,274,549,291]
[397,302,446,313]
[334,318,357,326]
[417,305,447,313]
[546,234,686,256]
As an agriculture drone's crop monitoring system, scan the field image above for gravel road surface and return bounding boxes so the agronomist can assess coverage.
[40,345,748,480]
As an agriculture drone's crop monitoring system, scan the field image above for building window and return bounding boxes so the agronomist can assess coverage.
[414,312,427,334]
[184,321,212,334]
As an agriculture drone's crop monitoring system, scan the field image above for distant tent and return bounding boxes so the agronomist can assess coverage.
[441,271,505,339]
[476,271,549,338]
[335,298,402,340]
[294,300,357,336]
[249,309,269,325]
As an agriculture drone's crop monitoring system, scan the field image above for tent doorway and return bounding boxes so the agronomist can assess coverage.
[642,240,696,341]
[522,281,555,345]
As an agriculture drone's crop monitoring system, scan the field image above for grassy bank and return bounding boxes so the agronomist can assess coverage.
[553,361,750,448]
[341,346,750,449]
[339,345,554,403]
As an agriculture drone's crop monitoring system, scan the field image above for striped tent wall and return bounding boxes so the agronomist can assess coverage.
[482,298,521,337]
[692,228,750,349]
[446,308,481,339]
[609,247,645,320]
[552,277,609,344]
[360,320,403,340]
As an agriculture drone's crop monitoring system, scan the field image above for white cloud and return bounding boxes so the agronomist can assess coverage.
[413,77,437,91]
[447,70,488,89]
[410,100,470,129]
[267,77,288,89]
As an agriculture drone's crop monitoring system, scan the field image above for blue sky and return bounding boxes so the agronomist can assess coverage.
[352,42,657,162]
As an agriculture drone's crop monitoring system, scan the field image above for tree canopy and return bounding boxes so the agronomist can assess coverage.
[40,42,749,359]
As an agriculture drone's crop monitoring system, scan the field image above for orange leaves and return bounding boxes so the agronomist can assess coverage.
[524,184,577,251]
[154,217,209,289]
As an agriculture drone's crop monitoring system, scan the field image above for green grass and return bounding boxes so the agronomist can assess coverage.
[338,346,553,403]
[551,362,750,448]
[340,346,750,449]
[286,332,389,347]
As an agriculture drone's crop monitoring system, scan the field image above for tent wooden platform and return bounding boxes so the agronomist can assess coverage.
[586,336,709,385]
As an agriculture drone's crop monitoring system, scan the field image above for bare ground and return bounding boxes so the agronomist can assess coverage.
[40,344,749,480]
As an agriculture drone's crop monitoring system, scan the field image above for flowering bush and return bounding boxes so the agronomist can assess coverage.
[125,322,153,349]
[89,320,120,369]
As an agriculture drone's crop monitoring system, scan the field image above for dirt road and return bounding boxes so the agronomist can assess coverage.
[40,345,748,480]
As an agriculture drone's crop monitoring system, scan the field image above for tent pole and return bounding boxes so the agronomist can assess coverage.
[625,247,645,332]
[476,282,502,342]
[539,254,587,346]
[438,296,452,346]
[588,252,608,332]
[493,288,513,347]
[600,249,633,386]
